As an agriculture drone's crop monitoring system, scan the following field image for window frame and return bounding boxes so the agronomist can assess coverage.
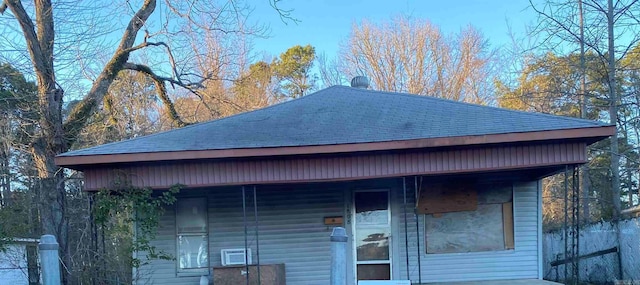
[423,184,515,254]
[175,197,209,276]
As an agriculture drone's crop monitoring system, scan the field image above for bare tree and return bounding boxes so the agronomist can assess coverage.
[339,16,497,103]
[74,70,161,147]
[317,52,347,87]
[0,0,287,282]
[528,1,640,280]
[529,0,640,220]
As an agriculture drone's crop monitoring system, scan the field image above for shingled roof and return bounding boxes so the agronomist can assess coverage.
[56,85,613,166]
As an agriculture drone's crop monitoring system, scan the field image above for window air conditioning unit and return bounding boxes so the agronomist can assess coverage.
[221,248,251,266]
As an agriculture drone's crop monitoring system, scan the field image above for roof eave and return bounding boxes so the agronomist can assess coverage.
[55,125,615,170]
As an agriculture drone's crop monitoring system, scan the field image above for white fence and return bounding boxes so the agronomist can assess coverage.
[543,217,640,283]
[0,239,39,285]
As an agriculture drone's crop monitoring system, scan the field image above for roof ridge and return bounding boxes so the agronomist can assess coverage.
[344,86,608,127]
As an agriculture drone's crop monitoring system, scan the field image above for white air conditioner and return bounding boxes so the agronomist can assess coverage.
[221,248,252,266]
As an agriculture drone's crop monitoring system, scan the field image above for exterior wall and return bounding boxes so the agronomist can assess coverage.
[208,185,344,285]
[136,184,346,285]
[134,200,181,285]
[394,181,541,283]
[137,179,542,285]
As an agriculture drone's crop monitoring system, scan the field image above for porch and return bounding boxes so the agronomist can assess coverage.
[132,172,547,285]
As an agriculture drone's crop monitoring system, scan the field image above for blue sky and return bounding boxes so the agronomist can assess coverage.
[250,0,537,58]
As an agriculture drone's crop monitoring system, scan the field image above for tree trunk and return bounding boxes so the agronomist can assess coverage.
[607,0,622,219]
[5,0,158,282]
[627,160,633,207]
[9,0,71,280]
[607,0,625,279]
[578,0,591,223]
[31,85,70,283]
[0,114,11,207]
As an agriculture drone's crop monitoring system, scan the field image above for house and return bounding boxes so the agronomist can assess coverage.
[56,80,614,285]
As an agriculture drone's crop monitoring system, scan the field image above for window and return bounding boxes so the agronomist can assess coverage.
[421,183,514,254]
[176,198,208,272]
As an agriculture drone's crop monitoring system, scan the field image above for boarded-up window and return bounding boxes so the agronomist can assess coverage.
[424,183,514,254]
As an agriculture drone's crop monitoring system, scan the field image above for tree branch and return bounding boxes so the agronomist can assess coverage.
[529,0,609,57]
[122,62,246,119]
[164,1,249,35]
[35,0,55,79]
[62,0,157,147]
[269,0,299,24]
[4,0,48,77]
[122,62,187,127]
[125,41,180,80]
[583,0,606,13]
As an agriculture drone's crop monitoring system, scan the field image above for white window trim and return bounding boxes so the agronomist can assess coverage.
[175,197,209,276]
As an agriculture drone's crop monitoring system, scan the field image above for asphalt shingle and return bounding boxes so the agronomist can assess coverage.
[59,85,608,157]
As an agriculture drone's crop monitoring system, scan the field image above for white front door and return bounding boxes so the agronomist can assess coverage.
[352,190,392,281]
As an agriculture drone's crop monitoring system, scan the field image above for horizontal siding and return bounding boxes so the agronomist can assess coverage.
[138,179,541,284]
[84,142,586,190]
[394,181,540,283]
[136,202,192,285]
[138,185,344,285]
[209,186,344,285]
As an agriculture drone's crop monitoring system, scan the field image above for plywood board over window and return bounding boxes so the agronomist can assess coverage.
[424,183,514,254]
[416,182,478,214]
[503,201,515,249]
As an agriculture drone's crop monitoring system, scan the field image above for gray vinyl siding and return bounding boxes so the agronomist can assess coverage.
[135,201,185,285]
[137,184,345,285]
[137,179,541,284]
[209,186,344,285]
[394,180,541,283]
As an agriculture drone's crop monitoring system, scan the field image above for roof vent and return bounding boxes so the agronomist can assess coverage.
[350,76,369,89]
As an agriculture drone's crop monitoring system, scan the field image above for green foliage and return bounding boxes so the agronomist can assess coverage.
[0,192,38,251]
[93,182,181,268]
[272,44,317,99]
[245,61,273,91]
[231,61,274,110]
[0,63,38,107]
[496,52,607,118]
[74,70,159,149]
[0,62,38,146]
[499,48,640,226]
[1,63,39,251]
[0,204,27,250]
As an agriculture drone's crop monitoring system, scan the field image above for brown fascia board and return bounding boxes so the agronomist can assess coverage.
[55,125,615,169]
